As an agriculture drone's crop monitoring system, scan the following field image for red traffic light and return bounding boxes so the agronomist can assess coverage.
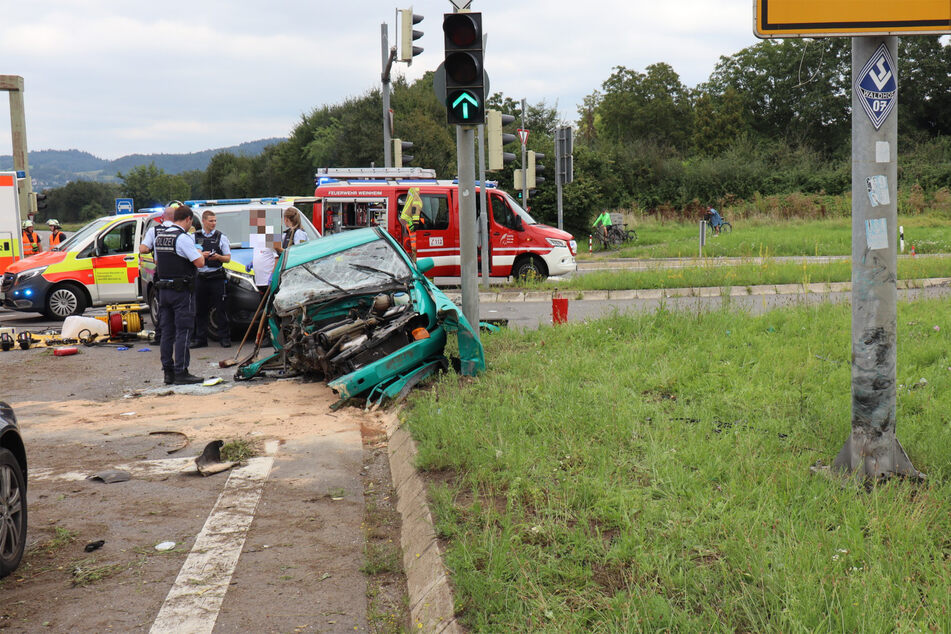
[443,13,479,47]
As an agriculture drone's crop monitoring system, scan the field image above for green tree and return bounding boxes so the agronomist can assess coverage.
[117,163,191,208]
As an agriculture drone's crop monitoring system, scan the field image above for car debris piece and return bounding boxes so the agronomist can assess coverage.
[84,540,105,553]
[148,430,189,454]
[202,377,224,387]
[87,469,132,484]
[155,541,176,551]
[194,440,236,476]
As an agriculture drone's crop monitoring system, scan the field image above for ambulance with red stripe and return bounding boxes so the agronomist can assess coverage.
[311,168,577,280]
[1,211,149,319]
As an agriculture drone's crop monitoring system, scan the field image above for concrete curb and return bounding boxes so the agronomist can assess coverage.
[383,411,461,634]
[445,277,951,304]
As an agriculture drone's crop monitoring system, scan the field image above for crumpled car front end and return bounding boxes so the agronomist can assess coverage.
[236,227,484,407]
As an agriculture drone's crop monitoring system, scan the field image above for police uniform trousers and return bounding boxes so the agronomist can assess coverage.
[158,287,195,374]
[194,273,229,344]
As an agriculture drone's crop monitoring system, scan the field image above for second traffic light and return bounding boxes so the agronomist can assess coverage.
[398,8,424,63]
[393,139,414,168]
[527,151,546,187]
[442,12,484,125]
[486,109,516,171]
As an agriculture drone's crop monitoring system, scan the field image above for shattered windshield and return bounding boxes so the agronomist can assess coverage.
[273,237,412,315]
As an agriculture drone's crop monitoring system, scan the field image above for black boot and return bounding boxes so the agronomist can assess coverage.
[164,371,175,385]
[173,372,204,385]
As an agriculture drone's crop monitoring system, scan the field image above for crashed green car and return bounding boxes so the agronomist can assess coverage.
[236,227,485,406]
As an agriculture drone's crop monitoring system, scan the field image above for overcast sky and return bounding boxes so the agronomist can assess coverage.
[0,0,759,160]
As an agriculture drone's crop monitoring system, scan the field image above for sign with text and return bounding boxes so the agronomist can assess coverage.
[755,0,951,38]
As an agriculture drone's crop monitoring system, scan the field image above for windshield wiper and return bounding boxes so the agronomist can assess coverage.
[300,266,348,294]
[349,263,403,283]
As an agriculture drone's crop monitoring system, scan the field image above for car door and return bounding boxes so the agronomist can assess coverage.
[488,193,522,276]
[396,189,455,276]
[93,219,140,303]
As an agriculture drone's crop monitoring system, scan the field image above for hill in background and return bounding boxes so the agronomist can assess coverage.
[0,138,284,189]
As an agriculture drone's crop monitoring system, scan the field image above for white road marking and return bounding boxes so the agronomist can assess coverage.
[150,456,274,634]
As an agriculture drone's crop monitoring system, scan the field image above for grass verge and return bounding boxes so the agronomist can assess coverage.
[406,297,951,631]
[518,256,951,292]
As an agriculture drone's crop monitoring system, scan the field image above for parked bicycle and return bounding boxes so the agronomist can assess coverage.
[593,212,638,249]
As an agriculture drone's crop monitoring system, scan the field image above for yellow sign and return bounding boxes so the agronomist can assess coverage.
[755,0,951,37]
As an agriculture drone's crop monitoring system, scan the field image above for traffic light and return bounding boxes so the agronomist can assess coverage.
[442,12,484,125]
[31,192,48,213]
[527,151,546,187]
[486,109,516,171]
[393,139,414,168]
[399,8,424,63]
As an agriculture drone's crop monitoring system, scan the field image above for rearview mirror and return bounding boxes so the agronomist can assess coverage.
[416,257,435,274]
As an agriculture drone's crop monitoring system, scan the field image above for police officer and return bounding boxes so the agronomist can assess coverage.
[191,209,232,349]
[139,206,179,345]
[154,204,205,385]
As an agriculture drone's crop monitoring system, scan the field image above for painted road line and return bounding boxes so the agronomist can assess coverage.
[150,456,274,634]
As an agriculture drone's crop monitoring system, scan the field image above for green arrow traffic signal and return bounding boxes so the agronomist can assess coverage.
[448,89,483,123]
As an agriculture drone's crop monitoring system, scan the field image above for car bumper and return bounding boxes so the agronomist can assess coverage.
[1,275,51,312]
[543,247,577,276]
[225,276,262,331]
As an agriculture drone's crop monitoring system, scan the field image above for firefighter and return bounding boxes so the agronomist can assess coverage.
[399,188,424,261]
[47,219,65,248]
[21,220,41,254]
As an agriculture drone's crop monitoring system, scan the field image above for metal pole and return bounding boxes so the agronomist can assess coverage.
[833,36,920,479]
[381,23,392,168]
[521,98,528,205]
[477,124,490,288]
[457,126,480,338]
[1,76,32,222]
[555,127,564,231]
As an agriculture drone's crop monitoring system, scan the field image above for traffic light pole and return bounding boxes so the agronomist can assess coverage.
[457,126,480,341]
[0,76,32,218]
[381,23,396,168]
[477,124,490,288]
[555,131,564,231]
[520,98,528,205]
[833,36,920,480]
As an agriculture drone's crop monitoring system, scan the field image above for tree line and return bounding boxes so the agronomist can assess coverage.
[42,37,951,235]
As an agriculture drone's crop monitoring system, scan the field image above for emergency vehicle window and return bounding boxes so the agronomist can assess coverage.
[98,222,136,255]
[490,196,520,231]
[396,194,449,230]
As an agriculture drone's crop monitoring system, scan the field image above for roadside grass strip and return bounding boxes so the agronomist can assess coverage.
[150,456,274,634]
[522,257,951,292]
[581,214,951,259]
[406,297,951,631]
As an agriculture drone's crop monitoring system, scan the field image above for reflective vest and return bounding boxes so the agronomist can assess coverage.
[22,229,41,254]
[49,229,64,247]
[155,226,193,280]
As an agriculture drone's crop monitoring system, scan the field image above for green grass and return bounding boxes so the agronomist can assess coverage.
[220,439,256,462]
[521,256,951,292]
[577,214,951,259]
[405,298,951,631]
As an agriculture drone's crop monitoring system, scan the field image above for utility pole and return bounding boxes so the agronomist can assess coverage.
[833,36,920,479]
[0,76,32,219]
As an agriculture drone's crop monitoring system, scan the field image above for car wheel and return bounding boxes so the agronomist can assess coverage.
[512,255,547,281]
[208,306,229,342]
[148,286,160,329]
[0,448,27,579]
[44,284,86,320]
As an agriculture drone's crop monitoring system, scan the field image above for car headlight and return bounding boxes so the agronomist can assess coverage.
[226,269,257,292]
[546,238,567,248]
[569,240,577,255]
[15,266,47,283]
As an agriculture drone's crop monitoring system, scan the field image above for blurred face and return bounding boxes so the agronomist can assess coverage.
[203,215,217,232]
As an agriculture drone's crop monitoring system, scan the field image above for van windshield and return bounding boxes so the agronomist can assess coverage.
[53,217,112,251]
[501,192,537,225]
[200,208,321,248]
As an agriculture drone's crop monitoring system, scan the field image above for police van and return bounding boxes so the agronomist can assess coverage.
[138,198,322,336]
[312,168,577,280]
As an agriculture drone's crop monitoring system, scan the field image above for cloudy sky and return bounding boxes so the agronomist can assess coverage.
[0,0,759,160]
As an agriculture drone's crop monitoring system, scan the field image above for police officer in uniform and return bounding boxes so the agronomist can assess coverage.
[139,205,180,345]
[191,209,232,349]
[154,204,205,385]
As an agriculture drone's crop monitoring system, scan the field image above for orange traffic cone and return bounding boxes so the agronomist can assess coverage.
[911,245,916,257]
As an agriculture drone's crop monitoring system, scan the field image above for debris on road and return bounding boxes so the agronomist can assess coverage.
[155,541,176,552]
[84,540,105,553]
[195,440,236,476]
[149,430,189,454]
[87,469,132,484]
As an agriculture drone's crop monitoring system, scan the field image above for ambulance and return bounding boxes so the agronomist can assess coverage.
[312,168,577,280]
[1,212,150,319]
[0,171,26,276]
